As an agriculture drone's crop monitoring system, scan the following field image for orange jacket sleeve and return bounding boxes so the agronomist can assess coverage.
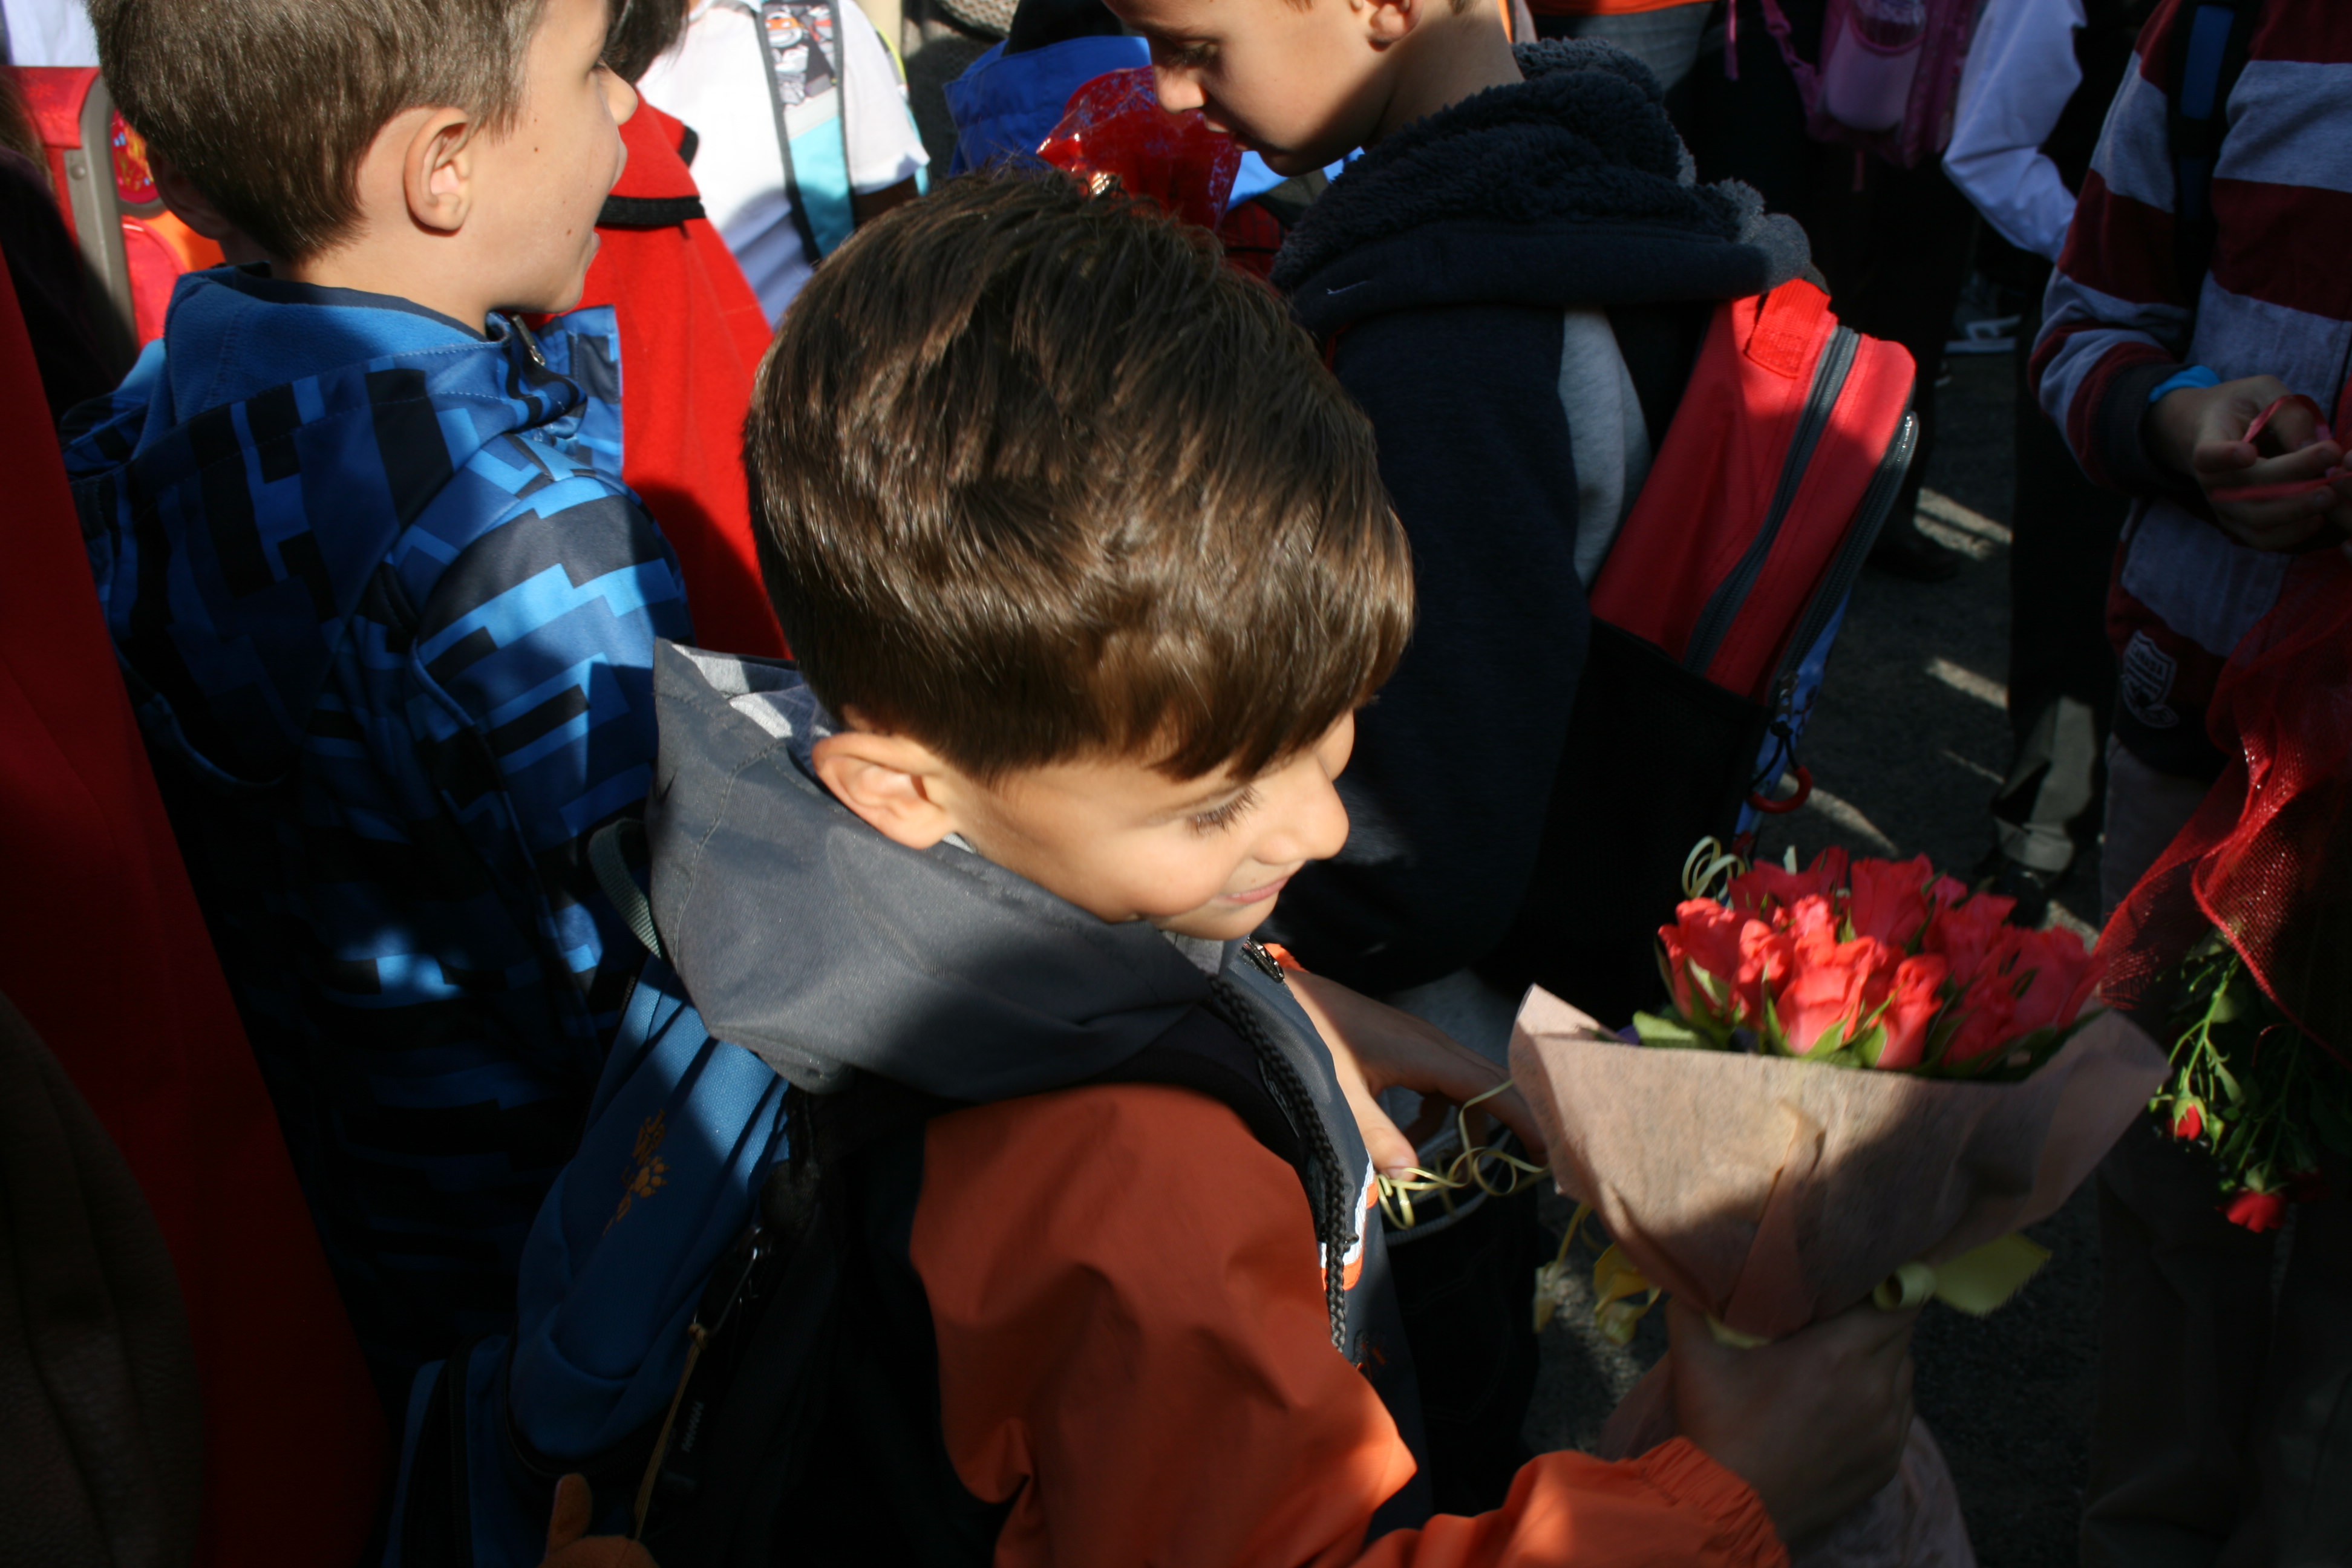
[910,1084,1789,1568]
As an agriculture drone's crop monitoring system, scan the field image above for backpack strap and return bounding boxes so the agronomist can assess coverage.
[588,818,665,961]
[726,0,833,264]
[626,991,1339,1558]
[2166,0,2259,300]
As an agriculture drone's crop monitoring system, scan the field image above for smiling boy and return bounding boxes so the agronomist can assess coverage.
[1097,0,1815,1513]
[1096,0,1808,1024]
[68,0,693,1402]
[509,172,1922,1567]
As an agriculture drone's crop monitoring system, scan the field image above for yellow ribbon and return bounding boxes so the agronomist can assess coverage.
[1376,1079,1550,1232]
[1877,1232,2052,1316]
[1534,1219,2054,1344]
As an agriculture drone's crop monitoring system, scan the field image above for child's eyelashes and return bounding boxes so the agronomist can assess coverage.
[1190,786,1258,834]
[1158,39,1217,68]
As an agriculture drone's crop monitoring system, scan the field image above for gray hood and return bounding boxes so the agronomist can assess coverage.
[645,642,1220,1097]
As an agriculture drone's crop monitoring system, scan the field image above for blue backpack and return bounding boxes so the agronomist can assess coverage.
[384,952,789,1563]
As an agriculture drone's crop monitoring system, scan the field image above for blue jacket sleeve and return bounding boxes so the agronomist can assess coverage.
[1266,303,1590,994]
[410,476,695,1027]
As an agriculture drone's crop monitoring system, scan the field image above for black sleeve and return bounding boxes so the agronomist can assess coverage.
[1263,302,1589,995]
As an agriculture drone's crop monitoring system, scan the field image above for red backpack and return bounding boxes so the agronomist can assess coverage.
[1486,279,1916,1027]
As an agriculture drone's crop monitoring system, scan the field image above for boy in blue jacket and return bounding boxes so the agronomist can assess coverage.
[65,0,691,1402]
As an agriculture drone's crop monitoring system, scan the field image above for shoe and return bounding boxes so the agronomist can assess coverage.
[1971,848,2068,928]
[1867,519,1962,583]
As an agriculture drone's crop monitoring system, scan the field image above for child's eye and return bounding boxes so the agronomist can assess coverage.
[1160,39,1215,68]
[1190,787,1258,834]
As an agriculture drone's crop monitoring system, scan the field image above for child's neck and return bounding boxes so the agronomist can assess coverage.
[273,235,497,335]
[1372,5,1523,146]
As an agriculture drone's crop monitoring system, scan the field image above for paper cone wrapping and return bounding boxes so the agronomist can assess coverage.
[1508,988,2164,1341]
[1508,987,2165,1566]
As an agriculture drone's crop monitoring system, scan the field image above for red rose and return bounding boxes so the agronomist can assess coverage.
[2171,1103,2204,1141]
[1942,973,2019,1065]
[1783,893,1841,941]
[1778,927,1898,1056]
[1923,892,2019,992]
[1728,846,1849,915]
[2005,926,2098,1036]
[2224,1189,2288,1233]
[1874,953,1949,1070]
[1846,855,1935,950]
[1661,900,1753,1028]
[1735,919,1795,1018]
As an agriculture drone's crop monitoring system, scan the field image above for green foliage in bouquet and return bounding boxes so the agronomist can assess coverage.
[2150,932,2352,1230]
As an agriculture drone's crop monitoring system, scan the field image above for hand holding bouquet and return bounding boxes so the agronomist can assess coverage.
[1509,844,2166,1566]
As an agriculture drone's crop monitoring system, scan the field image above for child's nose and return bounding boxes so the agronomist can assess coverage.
[1151,66,1206,114]
[1259,773,1350,869]
[607,69,639,125]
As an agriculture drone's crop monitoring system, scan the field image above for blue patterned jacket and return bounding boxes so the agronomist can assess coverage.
[64,269,694,1385]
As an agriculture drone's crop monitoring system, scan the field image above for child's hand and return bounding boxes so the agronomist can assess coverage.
[540,1475,659,1568]
[1669,1298,1918,1546]
[2146,374,2352,549]
[1286,970,1547,1172]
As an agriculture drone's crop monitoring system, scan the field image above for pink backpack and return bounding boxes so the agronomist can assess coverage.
[1751,0,1982,170]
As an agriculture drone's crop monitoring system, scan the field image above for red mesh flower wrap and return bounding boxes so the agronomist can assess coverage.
[1035,68,1241,233]
[2102,549,2352,1060]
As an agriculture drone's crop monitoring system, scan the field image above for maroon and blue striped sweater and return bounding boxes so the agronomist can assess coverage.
[2029,0,2352,778]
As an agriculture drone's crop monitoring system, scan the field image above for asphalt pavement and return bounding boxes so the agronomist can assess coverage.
[1521,350,2106,1568]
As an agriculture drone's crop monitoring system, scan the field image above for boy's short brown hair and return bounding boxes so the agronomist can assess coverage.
[747,171,1414,783]
[88,0,552,260]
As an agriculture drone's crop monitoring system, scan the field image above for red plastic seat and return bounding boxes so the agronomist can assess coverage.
[20,66,221,351]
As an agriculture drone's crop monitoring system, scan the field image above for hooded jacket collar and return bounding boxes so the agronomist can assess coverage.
[1274,39,1809,333]
[64,266,626,783]
[646,642,1225,1099]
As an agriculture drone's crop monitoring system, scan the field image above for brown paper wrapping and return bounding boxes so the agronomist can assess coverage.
[1507,987,2166,1566]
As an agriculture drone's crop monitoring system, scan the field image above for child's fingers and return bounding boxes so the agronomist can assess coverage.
[1354,1093,1420,1177]
[2201,441,2347,547]
[2244,391,2332,452]
[546,1474,595,1555]
[2196,437,2341,488]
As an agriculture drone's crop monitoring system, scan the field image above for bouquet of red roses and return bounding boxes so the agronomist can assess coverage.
[1641,843,2103,1074]
[1509,843,2164,1568]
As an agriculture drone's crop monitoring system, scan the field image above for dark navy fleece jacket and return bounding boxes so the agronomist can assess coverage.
[1262,41,1809,995]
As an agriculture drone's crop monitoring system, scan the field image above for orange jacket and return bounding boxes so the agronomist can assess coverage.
[912,1083,1789,1568]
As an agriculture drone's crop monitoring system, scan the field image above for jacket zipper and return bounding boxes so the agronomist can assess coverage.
[1681,325,1861,682]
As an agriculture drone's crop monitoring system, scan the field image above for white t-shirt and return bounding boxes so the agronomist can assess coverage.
[1942,0,2086,263]
[639,0,929,324]
[2,0,96,65]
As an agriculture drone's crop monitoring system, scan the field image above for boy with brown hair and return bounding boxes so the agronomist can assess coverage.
[1098,0,1815,1509]
[67,0,693,1402]
[483,171,1916,1566]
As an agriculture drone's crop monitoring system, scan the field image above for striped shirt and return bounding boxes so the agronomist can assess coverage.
[2029,0,2352,774]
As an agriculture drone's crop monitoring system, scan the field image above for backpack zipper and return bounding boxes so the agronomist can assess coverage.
[1681,324,1861,682]
[1739,407,1918,820]
[1769,404,1918,713]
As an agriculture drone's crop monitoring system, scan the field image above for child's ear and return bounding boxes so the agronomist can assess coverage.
[811,728,962,851]
[402,109,479,236]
